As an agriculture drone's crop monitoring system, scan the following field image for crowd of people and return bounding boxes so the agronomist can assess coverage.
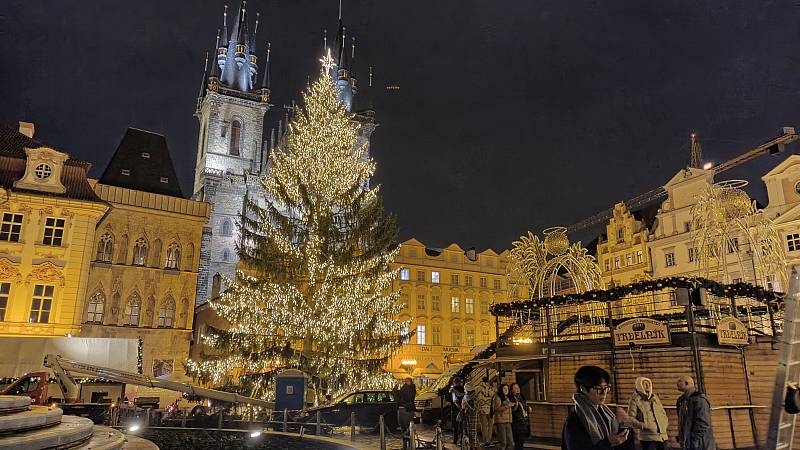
[397,364,716,450]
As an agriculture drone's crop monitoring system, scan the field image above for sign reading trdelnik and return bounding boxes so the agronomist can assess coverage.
[717,316,749,346]
[613,318,670,347]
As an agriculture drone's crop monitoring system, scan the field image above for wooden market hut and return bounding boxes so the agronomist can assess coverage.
[485,277,787,449]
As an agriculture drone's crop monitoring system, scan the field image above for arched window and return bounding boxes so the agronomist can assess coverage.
[96,233,113,262]
[229,120,241,156]
[158,297,175,328]
[211,274,222,299]
[222,249,230,261]
[221,219,232,236]
[165,242,181,269]
[85,292,105,324]
[132,238,148,266]
[123,295,141,326]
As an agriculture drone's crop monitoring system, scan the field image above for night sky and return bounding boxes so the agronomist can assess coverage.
[2,1,799,251]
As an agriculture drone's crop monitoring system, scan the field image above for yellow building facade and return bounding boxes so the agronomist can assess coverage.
[0,124,210,404]
[79,129,209,393]
[0,124,108,337]
[387,239,510,382]
[596,202,656,287]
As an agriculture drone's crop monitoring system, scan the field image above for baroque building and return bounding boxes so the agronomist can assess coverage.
[596,202,657,287]
[81,128,209,396]
[387,239,511,383]
[0,123,108,337]
[192,4,376,306]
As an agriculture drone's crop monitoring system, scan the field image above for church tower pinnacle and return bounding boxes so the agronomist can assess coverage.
[193,2,272,306]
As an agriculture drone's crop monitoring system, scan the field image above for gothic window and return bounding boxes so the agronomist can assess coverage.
[96,233,113,262]
[123,295,141,326]
[222,249,230,261]
[211,274,222,299]
[165,242,181,269]
[221,219,232,236]
[229,120,242,156]
[85,292,104,324]
[132,238,148,266]
[158,297,175,328]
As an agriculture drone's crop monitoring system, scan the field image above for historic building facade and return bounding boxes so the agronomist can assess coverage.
[81,128,209,385]
[192,5,375,306]
[0,123,108,338]
[387,239,511,382]
[596,202,656,288]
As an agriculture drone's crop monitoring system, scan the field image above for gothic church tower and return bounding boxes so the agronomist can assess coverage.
[193,4,377,306]
[193,2,271,306]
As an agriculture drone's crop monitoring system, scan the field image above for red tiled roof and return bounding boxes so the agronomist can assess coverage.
[0,125,101,201]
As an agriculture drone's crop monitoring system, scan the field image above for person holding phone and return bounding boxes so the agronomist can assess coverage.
[561,366,633,450]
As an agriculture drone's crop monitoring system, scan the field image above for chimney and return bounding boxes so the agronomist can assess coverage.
[18,122,35,138]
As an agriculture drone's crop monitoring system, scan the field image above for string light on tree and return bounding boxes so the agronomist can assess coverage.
[187,57,407,400]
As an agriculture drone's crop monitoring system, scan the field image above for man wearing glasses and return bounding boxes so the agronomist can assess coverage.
[561,365,633,449]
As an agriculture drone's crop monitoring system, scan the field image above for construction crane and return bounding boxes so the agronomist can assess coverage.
[567,128,799,233]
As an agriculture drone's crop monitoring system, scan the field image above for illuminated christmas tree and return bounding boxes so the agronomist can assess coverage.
[187,55,406,399]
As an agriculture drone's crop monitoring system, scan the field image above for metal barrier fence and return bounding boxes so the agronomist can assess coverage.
[497,289,782,346]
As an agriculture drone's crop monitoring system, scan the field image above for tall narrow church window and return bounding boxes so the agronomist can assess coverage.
[165,243,181,269]
[86,292,105,324]
[221,219,232,236]
[229,120,242,156]
[123,295,141,326]
[211,274,222,299]
[132,238,148,266]
[96,233,114,262]
[158,297,175,328]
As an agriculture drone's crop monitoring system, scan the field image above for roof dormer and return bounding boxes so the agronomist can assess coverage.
[13,146,68,194]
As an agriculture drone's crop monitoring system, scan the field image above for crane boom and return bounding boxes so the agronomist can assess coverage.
[43,354,274,410]
[567,128,799,233]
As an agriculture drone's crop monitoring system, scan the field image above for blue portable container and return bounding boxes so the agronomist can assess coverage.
[275,369,308,412]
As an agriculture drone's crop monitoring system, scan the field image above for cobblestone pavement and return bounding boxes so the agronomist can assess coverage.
[326,423,459,449]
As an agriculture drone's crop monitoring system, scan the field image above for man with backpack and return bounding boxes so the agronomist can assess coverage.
[676,375,716,450]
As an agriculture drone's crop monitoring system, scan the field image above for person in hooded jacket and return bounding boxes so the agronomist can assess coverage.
[626,377,669,450]
[561,365,633,450]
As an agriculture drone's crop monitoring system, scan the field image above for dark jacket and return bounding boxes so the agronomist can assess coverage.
[398,383,416,411]
[511,392,529,434]
[676,389,716,450]
[561,411,634,450]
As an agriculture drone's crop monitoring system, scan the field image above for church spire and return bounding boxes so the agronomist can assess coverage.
[217,0,261,94]
[690,132,703,169]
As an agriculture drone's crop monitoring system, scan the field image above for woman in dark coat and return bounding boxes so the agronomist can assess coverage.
[510,383,529,450]
[561,366,634,450]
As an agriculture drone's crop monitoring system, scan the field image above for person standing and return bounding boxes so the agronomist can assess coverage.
[492,384,516,450]
[510,383,529,450]
[477,376,494,445]
[561,365,632,450]
[397,377,417,450]
[462,380,481,449]
[676,375,715,450]
[450,377,466,445]
[626,377,669,450]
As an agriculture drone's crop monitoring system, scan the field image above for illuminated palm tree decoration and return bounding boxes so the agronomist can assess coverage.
[690,180,787,288]
[509,227,604,300]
